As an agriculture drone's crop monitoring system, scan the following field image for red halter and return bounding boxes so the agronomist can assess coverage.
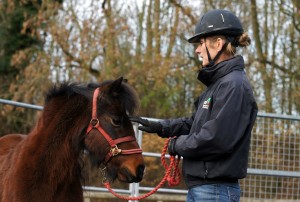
[86,88,142,165]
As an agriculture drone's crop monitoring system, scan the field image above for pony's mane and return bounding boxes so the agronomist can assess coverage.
[45,83,92,103]
[45,80,139,115]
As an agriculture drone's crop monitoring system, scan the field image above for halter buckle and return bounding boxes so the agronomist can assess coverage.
[111,145,122,156]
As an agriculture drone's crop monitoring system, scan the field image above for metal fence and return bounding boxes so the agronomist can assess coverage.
[242,114,300,201]
[0,98,300,202]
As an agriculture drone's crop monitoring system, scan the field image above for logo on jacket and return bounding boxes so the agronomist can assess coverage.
[202,97,211,109]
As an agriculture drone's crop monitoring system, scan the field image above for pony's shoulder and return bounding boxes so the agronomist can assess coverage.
[0,134,26,155]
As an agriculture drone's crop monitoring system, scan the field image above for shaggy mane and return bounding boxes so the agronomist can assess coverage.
[45,80,139,115]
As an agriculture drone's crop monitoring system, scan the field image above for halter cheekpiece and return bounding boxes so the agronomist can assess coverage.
[86,88,142,165]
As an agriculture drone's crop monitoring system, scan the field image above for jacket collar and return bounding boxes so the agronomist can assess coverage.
[197,55,245,86]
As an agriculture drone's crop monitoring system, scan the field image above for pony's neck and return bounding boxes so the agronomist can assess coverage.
[28,123,81,181]
[21,101,88,189]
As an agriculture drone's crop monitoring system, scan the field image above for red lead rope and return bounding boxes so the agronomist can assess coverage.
[103,137,181,201]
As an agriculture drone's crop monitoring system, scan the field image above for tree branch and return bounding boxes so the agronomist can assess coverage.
[257,58,300,79]
[169,0,197,24]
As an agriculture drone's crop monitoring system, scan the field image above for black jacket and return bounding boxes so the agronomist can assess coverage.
[160,56,258,188]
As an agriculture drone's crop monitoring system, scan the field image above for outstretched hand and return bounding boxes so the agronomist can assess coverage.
[129,116,163,135]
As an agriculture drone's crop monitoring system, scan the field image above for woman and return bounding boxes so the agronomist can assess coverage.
[131,9,258,202]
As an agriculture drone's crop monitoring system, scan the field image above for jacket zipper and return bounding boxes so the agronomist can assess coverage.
[203,161,208,179]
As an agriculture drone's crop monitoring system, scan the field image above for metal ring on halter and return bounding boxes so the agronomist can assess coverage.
[90,118,99,127]
[111,145,122,156]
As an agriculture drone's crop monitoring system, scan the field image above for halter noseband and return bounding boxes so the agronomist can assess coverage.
[86,88,142,165]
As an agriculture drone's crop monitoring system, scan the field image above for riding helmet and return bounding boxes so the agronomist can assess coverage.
[188,9,244,43]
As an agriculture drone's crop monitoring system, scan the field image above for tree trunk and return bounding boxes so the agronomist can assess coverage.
[103,0,118,77]
[154,0,161,55]
[145,0,153,61]
[166,6,179,58]
[250,0,274,112]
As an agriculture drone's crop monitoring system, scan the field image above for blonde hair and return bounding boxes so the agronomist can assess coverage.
[208,33,251,55]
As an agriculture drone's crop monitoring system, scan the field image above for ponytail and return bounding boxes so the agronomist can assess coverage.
[226,32,251,55]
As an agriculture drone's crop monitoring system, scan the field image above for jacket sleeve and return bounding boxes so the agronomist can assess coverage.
[159,116,193,137]
[175,80,254,160]
[159,95,203,137]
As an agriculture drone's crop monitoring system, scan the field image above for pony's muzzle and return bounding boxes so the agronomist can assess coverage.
[136,164,145,182]
[119,164,145,183]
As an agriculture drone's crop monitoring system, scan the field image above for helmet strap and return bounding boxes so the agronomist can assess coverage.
[205,47,212,63]
[204,39,229,67]
[204,38,212,63]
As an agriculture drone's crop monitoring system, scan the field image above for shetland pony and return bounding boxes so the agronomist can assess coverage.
[0,77,144,202]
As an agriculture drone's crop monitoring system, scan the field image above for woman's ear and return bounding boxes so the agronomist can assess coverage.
[217,38,225,51]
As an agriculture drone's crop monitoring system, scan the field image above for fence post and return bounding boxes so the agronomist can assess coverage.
[129,125,143,202]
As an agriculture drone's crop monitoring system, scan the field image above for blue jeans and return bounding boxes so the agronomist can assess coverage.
[186,183,241,202]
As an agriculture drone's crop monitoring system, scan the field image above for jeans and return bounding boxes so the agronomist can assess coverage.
[186,183,240,202]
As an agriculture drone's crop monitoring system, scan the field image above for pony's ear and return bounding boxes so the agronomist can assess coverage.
[107,77,123,97]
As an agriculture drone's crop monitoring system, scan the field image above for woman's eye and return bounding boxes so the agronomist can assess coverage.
[111,117,122,127]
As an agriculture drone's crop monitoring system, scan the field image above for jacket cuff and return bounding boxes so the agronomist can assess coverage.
[155,121,167,138]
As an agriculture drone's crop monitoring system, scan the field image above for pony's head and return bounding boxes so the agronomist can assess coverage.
[44,77,144,183]
[83,77,145,183]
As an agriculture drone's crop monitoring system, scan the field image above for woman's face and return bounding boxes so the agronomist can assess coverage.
[195,37,223,67]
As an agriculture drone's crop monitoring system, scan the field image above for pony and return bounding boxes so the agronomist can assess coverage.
[0,77,145,202]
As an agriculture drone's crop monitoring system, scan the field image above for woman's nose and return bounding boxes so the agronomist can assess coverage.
[195,46,201,54]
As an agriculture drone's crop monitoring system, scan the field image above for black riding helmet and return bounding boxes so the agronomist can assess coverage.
[188,9,244,67]
[188,9,244,43]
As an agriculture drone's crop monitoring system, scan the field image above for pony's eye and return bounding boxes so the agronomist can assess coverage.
[111,117,122,127]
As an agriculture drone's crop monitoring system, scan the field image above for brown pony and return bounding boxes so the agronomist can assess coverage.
[0,77,145,202]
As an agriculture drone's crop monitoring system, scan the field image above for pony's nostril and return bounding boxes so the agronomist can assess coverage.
[119,164,145,183]
[136,164,145,179]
